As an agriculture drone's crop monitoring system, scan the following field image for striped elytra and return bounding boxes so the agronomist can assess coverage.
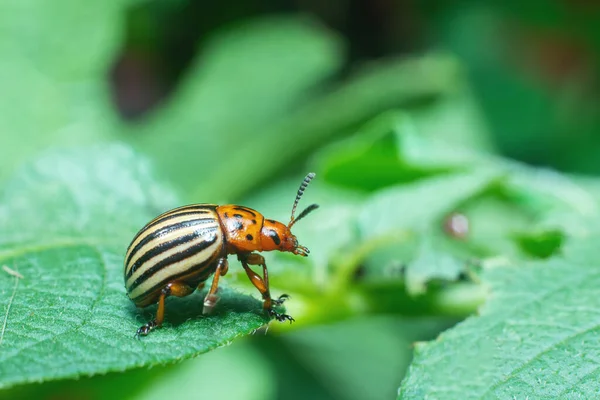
[124,205,223,307]
[124,173,320,337]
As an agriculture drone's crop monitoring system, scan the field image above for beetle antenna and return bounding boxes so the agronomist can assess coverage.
[289,172,316,228]
[292,204,319,226]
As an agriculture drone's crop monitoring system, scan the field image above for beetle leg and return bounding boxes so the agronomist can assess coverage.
[220,259,229,276]
[244,254,290,306]
[244,253,272,309]
[136,282,194,337]
[240,261,271,308]
[240,253,294,323]
[203,258,228,315]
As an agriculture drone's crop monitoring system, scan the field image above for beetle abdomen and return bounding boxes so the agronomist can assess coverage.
[124,205,224,307]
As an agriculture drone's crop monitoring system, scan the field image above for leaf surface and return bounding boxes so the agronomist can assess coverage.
[0,145,270,389]
[398,234,600,399]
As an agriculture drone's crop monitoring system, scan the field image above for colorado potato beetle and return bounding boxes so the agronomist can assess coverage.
[124,173,318,336]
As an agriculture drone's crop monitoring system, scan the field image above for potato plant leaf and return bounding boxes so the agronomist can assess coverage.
[398,232,600,399]
[0,145,270,389]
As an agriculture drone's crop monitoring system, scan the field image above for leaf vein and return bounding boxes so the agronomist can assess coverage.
[481,320,600,397]
[0,267,21,347]
[0,244,108,363]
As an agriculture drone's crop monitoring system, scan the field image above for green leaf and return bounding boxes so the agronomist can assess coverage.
[263,316,458,400]
[130,341,275,400]
[314,112,460,192]
[0,1,466,205]
[0,0,126,182]
[512,229,564,259]
[0,145,270,389]
[409,83,495,153]
[356,169,501,238]
[350,156,599,294]
[131,51,464,201]
[128,16,344,200]
[0,340,274,400]
[0,0,133,79]
[398,234,600,399]
[404,236,468,295]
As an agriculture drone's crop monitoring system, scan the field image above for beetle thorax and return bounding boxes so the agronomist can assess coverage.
[216,205,265,253]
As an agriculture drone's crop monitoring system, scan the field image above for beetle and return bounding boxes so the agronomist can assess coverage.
[124,173,318,336]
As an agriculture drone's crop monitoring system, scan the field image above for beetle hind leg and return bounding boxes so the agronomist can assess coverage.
[136,281,194,337]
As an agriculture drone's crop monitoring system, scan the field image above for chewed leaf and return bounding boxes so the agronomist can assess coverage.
[0,145,270,389]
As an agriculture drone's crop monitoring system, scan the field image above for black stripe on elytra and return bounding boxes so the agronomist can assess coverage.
[128,231,219,293]
[126,217,216,268]
[130,254,219,304]
[233,206,256,216]
[139,209,212,236]
[265,229,281,245]
[130,207,212,244]
[126,227,216,280]
[156,204,213,218]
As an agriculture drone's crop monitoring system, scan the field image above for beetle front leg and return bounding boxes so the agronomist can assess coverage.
[239,253,294,323]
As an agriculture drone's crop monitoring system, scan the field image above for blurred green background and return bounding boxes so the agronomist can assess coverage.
[1,0,600,399]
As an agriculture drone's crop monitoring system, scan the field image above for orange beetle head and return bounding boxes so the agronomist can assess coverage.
[259,173,318,257]
[260,219,309,256]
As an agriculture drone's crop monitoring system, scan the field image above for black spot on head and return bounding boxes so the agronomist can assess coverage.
[224,212,229,218]
[267,219,276,224]
[251,219,257,224]
[233,213,243,219]
[266,229,281,245]
[246,234,254,241]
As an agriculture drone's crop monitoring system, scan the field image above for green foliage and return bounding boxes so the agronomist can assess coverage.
[398,234,600,398]
[426,1,600,174]
[2,2,600,399]
[243,113,600,398]
[258,316,457,400]
[0,0,131,182]
[0,146,270,389]
[0,0,461,201]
